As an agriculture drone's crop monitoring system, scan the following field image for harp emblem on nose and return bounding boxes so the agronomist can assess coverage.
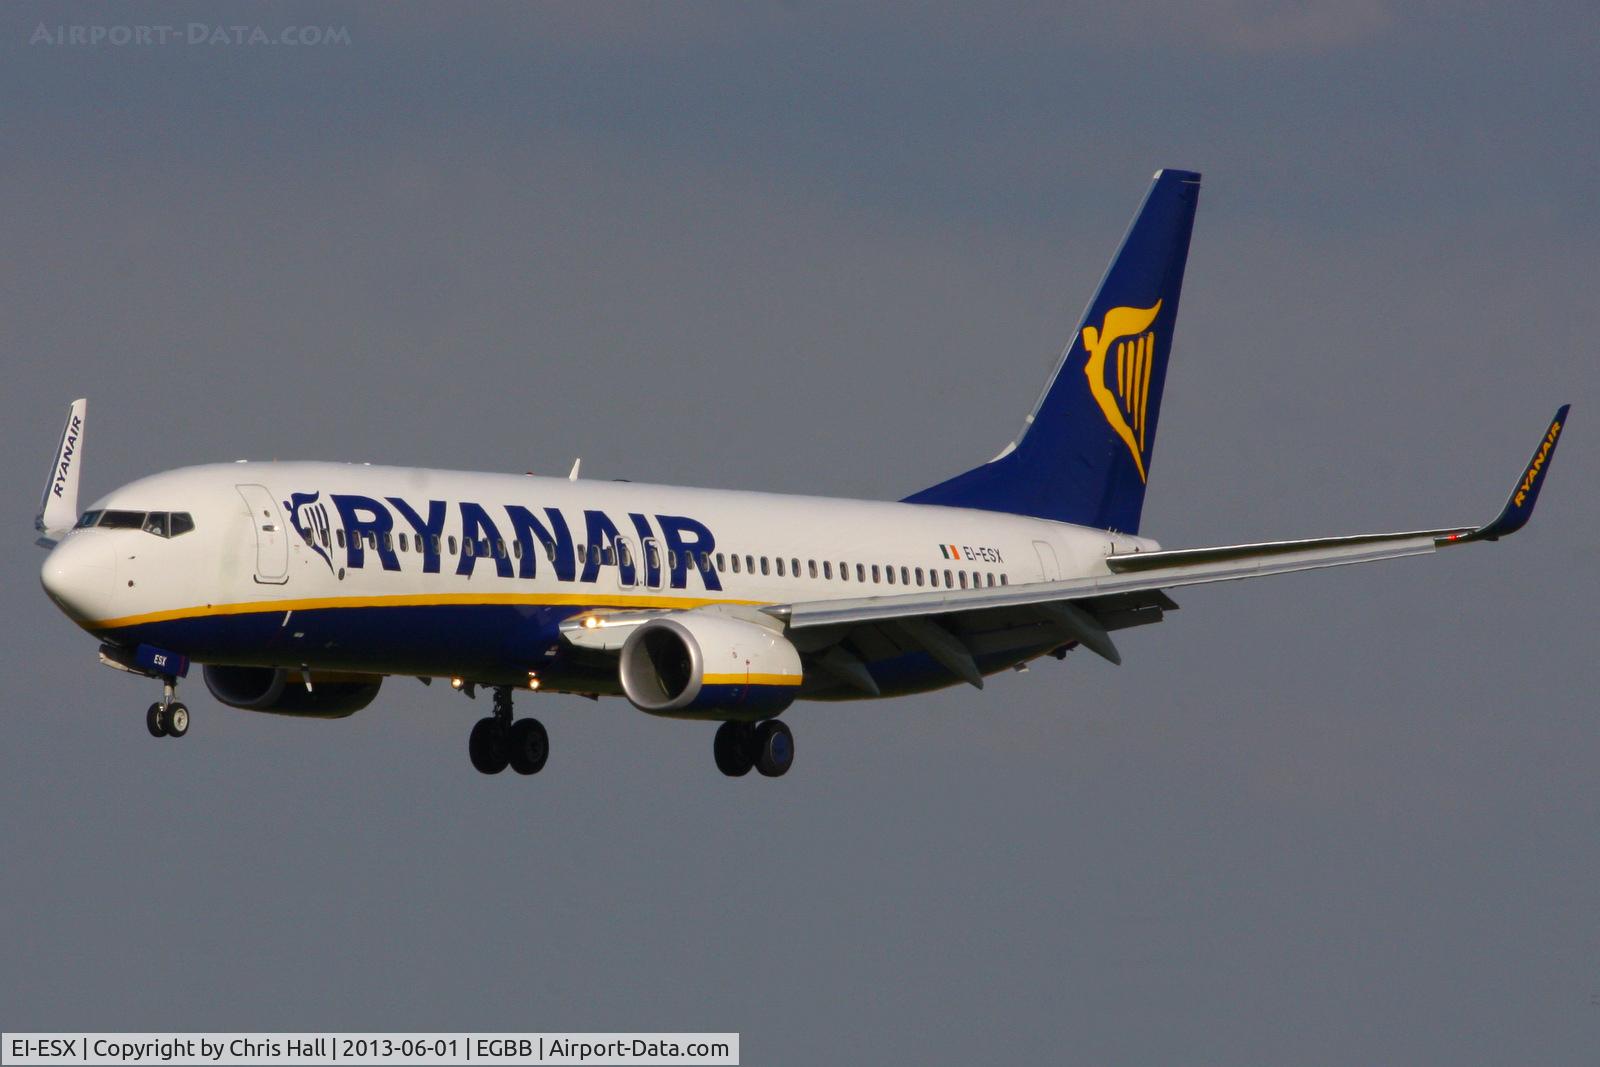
[1081,301,1162,482]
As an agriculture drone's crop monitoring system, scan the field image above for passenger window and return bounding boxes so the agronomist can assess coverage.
[872,565,881,583]
[619,543,631,567]
[959,572,968,589]
[716,552,726,572]
[576,544,587,564]
[944,569,953,587]
[398,532,408,552]
[431,534,441,553]
[856,563,866,582]
[448,535,458,555]
[808,560,817,579]
[901,566,910,585]
[1001,574,1009,586]
[915,567,924,586]
[745,554,754,573]
[885,566,895,585]
[513,540,522,560]
[987,573,996,587]
[776,558,786,577]
[667,550,678,569]
[336,529,346,549]
[760,557,770,576]
[731,554,741,574]
[497,539,508,559]
[143,513,170,537]
[382,532,393,552]
[823,561,832,579]
[603,544,616,566]
[170,512,195,537]
[791,558,800,577]
[464,539,474,558]
[546,543,556,562]
[698,551,710,570]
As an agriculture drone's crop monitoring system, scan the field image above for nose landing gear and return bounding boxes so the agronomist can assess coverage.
[468,685,548,776]
[145,677,188,739]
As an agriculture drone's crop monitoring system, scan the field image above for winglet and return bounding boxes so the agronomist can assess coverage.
[35,398,87,548]
[1440,405,1569,546]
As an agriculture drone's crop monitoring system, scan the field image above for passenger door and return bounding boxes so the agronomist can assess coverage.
[1033,540,1060,582]
[237,484,289,584]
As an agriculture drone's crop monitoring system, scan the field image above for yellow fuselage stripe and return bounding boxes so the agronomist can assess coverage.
[91,591,772,631]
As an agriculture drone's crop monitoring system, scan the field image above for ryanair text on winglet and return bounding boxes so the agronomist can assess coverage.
[51,413,82,499]
[1514,417,1562,507]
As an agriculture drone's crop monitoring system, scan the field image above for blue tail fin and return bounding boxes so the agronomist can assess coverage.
[904,169,1200,534]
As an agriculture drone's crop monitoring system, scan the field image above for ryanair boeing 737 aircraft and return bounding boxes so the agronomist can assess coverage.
[35,171,1568,778]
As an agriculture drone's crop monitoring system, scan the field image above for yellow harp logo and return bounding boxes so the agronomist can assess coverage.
[1082,301,1162,482]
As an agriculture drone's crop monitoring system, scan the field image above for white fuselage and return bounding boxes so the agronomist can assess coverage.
[42,461,1157,698]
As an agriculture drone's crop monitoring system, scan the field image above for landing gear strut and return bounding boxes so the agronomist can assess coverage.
[468,685,548,776]
[714,719,793,778]
[145,676,188,739]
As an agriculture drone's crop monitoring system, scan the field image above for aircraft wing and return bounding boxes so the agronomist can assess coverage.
[763,406,1569,679]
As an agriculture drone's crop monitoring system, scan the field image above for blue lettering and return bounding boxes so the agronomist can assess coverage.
[657,514,721,591]
[331,494,400,571]
[580,510,636,585]
[505,505,576,582]
[387,498,447,574]
[457,502,513,579]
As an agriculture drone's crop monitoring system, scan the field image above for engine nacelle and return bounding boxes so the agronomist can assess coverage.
[202,665,381,718]
[619,614,802,721]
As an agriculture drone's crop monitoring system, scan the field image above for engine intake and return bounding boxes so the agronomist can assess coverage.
[203,665,381,718]
[619,614,802,721]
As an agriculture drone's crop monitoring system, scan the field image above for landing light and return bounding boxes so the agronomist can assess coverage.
[583,616,600,629]
[449,676,464,690]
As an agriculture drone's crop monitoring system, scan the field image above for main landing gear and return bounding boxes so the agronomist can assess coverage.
[469,686,548,776]
[145,676,188,739]
[713,720,794,778]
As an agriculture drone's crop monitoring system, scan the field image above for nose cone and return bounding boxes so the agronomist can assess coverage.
[41,534,115,625]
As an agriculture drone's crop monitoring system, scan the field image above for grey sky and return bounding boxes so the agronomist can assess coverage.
[2,4,1596,1063]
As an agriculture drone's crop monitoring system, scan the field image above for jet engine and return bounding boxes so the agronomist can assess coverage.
[202,665,382,718]
[619,613,802,720]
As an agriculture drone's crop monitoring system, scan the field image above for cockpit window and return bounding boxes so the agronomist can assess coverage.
[75,509,195,537]
[98,510,146,529]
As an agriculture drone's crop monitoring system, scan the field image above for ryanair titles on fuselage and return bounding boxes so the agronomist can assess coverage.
[283,491,722,591]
